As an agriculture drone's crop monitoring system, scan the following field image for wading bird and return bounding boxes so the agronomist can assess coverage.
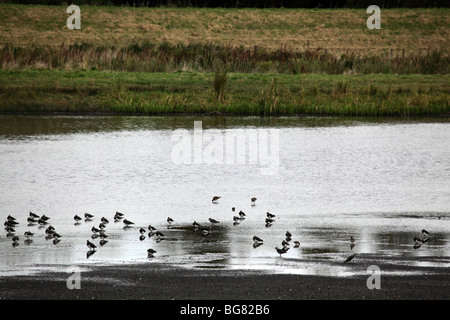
[344,253,357,263]
[84,213,94,220]
[87,240,96,250]
[253,236,263,243]
[212,196,221,204]
[275,247,289,257]
[209,218,220,225]
[29,212,39,219]
[24,231,34,238]
[266,212,275,218]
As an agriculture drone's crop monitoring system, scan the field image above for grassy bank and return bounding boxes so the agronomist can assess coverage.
[0,5,448,116]
[1,70,448,116]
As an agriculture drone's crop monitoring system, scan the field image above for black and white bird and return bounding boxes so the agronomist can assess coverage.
[41,215,50,221]
[251,197,257,206]
[422,229,430,236]
[87,240,96,250]
[29,212,40,219]
[147,248,157,257]
[266,212,275,218]
[74,215,82,223]
[27,217,38,224]
[238,211,246,219]
[209,218,220,225]
[100,239,108,246]
[87,250,96,259]
[293,241,300,248]
[101,217,109,224]
[275,247,289,257]
[91,226,100,233]
[212,196,221,204]
[253,236,263,243]
[167,217,174,224]
[5,219,18,226]
[84,213,94,220]
[344,253,357,263]
[45,225,55,234]
[123,219,135,226]
[24,231,34,238]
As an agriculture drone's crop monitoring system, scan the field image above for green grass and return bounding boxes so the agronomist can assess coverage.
[1,70,448,116]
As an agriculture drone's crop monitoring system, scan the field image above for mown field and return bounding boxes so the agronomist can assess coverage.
[1,5,449,55]
[0,4,449,116]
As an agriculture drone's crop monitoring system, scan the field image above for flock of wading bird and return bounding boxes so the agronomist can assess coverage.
[3,196,432,263]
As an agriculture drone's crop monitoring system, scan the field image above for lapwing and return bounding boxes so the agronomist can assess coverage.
[212,196,221,204]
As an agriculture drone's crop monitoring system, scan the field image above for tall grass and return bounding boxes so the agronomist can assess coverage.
[213,69,227,101]
[1,42,448,75]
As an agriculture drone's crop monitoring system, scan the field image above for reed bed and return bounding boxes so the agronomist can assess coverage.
[1,42,449,75]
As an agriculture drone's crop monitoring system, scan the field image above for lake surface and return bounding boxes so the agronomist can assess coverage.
[0,115,449,277]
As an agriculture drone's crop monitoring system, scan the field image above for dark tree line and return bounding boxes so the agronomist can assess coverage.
[1,0,448,7]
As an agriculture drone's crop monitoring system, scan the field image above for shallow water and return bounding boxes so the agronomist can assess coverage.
[0,115,449,277]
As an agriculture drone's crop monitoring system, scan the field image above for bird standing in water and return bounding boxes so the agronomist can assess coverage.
[84,213,94,220]
[212,196,221,204]
[87,240,96,250]
[253,236,263,243]
[275,247,289,257]
[344,253,357,263]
